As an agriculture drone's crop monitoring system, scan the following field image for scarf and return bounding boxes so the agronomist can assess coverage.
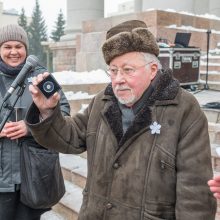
[0,57,25,76]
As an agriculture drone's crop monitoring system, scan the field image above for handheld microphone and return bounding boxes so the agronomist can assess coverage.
[3,55,39,102]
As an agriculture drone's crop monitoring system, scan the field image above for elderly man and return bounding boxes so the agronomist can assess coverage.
[25,20,216,220]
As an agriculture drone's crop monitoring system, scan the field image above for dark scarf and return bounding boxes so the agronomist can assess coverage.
[0,57,25,76]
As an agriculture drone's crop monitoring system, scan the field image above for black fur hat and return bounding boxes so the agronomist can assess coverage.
[102,20,159,65]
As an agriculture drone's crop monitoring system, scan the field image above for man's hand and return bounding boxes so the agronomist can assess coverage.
[208,175,220,199]
[29,72,60,119]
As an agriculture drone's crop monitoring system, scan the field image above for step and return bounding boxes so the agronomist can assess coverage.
[200,72,220,82]
[211,143,220,172]
[60,154,87,189]
[200,56,220,64]
[209,122,220,144]
[80,151,87,159]
[67,98,92,115]
[216,212,220,220]
[199,80,220,91]
[209,48,220,56]
[193,90,220,106]
[200,63,220,72]
[202,105,220,123]
[52,180,83,220]
[41,209,66,220]
[211,143,220,157]
[61,83,107,94]
[202,107,220,123]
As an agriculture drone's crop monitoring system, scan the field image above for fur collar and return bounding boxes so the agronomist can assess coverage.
[103,69,180,147]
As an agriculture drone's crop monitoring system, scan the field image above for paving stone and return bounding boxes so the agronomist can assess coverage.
[52,180,83,220]
[60,154,87,189]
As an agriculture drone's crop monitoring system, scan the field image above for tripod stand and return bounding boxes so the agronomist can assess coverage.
[204,29,211,90]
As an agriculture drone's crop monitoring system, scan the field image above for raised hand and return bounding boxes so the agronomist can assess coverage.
[29,72,60,119]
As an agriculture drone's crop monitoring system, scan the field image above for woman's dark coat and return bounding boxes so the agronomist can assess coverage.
[0,66,70,192]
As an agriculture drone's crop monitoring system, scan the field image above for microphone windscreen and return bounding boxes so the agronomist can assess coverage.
[26,55,39,68]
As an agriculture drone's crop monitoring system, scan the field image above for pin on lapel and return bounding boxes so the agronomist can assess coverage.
[150,121,161,134]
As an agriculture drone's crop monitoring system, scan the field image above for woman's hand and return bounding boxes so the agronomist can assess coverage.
[2,120,28,140]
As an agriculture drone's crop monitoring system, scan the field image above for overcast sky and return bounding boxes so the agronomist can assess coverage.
[1,0,128,33]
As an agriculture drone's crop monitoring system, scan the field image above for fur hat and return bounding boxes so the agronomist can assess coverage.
[102,20,159,65]
[0,24,29,49]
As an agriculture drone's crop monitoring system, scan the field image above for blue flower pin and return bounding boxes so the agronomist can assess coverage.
[150,121,161,134]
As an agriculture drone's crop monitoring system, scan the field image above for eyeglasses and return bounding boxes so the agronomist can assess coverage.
[106,61,153,78]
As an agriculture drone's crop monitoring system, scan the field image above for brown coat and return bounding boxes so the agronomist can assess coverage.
[26,69,216,220]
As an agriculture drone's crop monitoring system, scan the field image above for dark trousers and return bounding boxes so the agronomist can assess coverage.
[0,191,49,220]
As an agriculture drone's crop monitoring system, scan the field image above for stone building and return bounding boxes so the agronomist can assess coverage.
[110,0,220,17]
[0,1,19,28]
[48,0,220,72]
[135,0,220,17]
[47,0,104,72]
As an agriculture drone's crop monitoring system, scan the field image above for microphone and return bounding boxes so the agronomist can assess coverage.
[3,55,39,102]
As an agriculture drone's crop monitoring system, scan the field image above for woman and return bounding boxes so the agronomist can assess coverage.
[0,24,70,220]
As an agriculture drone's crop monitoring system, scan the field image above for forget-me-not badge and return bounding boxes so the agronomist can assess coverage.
[150,121,161,134]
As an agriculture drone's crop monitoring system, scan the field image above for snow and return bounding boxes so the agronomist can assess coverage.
[166,25,220,34]
[52,69,110,100]
[200,61,220,66]
[78,104,89,113]
[52,69,110,85]
[64,91,95,100]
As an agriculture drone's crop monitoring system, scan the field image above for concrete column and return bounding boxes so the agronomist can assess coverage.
[134,0,143,12]
[62,0,104,41]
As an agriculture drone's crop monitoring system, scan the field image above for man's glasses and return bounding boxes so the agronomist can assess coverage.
[106,61,153,78]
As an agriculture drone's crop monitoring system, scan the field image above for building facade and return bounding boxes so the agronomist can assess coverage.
[49,0,104,71]
[50,0,220,72]
[135,0,220,17]
[62,0,104,41]
[0,1,19,28]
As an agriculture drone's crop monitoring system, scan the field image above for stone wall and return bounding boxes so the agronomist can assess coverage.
[49,41,76,72]
[50,9,220,72]
[76,10,220,71]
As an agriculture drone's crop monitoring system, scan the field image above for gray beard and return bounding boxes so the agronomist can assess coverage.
[116,94,137,106]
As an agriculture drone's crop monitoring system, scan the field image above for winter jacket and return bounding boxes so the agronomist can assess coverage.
[26,69,216,220]
[0,66,70,192]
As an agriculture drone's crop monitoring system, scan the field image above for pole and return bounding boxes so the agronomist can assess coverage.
[204,29,211,90]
